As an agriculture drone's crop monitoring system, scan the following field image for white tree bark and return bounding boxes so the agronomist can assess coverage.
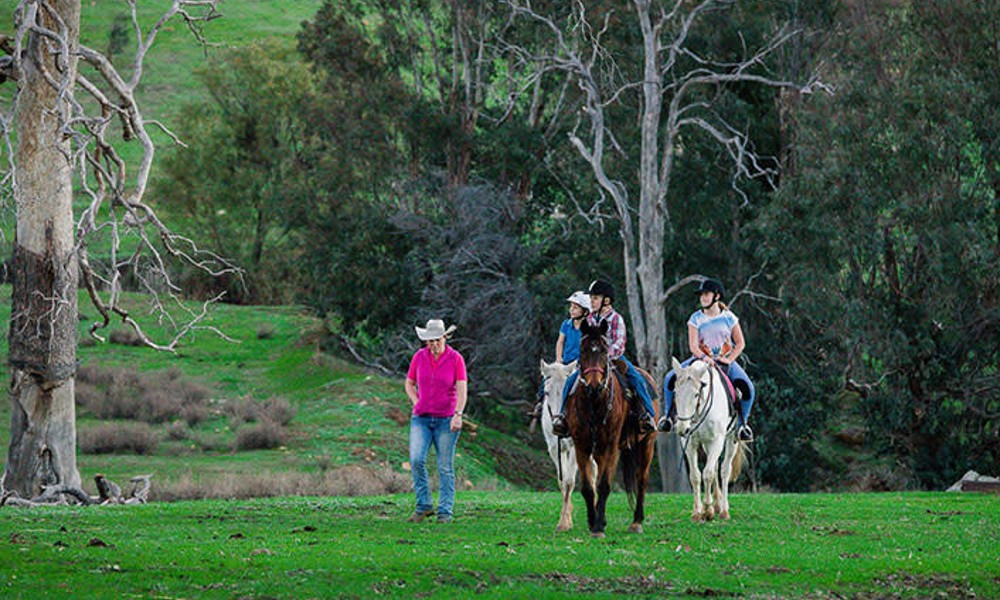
[4,0,83,498]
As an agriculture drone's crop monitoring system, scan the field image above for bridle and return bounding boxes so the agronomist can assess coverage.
[675,365,716,437]
[578,339,615,428]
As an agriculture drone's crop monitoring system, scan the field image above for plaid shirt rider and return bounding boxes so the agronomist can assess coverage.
[588,308,626,360]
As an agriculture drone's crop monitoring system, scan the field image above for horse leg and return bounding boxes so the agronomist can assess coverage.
[627,437,656,534]
[686,446,704,522]
[592,465,613,538]
[575,447,597,534]
[701,439,725,522]
[718,438,736,520]
[557,447,577,531]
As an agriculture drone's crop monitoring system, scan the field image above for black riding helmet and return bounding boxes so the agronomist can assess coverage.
[588,279,615,301]
[695,278,725,299]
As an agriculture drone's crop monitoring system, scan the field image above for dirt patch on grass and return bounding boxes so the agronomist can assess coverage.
[529,572,676,595]
[866,573,976,599]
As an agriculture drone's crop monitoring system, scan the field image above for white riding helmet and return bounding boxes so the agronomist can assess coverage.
[566,291,591,312]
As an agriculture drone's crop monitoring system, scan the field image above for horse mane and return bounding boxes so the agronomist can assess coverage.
[580,318,608,339]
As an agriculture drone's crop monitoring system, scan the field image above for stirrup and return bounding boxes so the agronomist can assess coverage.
[640,414,657,434]
[738,424,754,442]
[551,414,570,437]
[656,415,674,433]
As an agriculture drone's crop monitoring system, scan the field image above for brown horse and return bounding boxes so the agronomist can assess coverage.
[565,319,659,537]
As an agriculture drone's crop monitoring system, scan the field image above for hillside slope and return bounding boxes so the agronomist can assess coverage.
[0,287,552,499]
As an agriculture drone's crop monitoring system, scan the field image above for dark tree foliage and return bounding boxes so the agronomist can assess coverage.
[390,182,541,427]
[155,41,315,304]
[757,0,1000,489]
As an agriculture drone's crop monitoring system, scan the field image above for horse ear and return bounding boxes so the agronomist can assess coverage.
[567,360,578,371]
[580,320,594,336]
[541,359,549,371]
[671,356,683,371]
[598,320,609,336]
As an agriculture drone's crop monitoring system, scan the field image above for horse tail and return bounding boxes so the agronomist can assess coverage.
[729,441,750,482]
[620,443,641,508]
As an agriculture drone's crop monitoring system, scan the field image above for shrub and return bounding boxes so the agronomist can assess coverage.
[74,365,214,426]
[152,466,412,501]
[165,421,190,441]
[224,395,261,428]
[235,419,288,451]
[109,328,144,346]
[78,423,159,455]
[260,397,296,426]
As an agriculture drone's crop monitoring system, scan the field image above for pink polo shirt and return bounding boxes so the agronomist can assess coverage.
[407,345,467,417]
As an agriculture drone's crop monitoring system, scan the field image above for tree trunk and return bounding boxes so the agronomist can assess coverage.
[3,0,82,498]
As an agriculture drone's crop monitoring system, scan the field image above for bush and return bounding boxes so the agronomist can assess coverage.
[152,466,412,501]
[78,423,159,455]
[235,420,288,451]
[109,328,144,346]
[260,397,296,426]
[75,365,214,425]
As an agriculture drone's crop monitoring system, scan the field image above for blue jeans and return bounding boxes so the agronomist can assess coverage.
[559,357,655,417]
[410,415,461,518]
[662,358,755,425]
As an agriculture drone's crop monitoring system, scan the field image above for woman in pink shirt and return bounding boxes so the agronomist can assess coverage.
[404,319,468,523]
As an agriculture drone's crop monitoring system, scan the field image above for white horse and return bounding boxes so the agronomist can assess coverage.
[670,357,746,522]
[539,359,591,531]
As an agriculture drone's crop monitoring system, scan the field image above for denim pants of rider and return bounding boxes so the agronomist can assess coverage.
[410,415,461,517]
[662,358,755,425]
[558,357,655,417]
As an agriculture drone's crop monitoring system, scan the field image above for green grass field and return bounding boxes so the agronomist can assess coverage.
[2,491,997,598]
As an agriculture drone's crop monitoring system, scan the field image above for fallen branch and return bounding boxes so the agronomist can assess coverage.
[0,474,153,507]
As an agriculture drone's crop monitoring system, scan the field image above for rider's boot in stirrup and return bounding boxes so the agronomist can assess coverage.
[551,414,570,437]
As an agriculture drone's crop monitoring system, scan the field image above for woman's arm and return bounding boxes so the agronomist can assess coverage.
[404,378,419,407]
[687,324,706,359]
[721,323,745,365]
[450,380,468,432]
[555,332,566,363]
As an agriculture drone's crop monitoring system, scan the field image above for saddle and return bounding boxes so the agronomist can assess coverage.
[714,364,740,416]
[611,359,658,414]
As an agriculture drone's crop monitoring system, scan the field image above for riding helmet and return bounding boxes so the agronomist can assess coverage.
[695,278,725,299]
[588,279,615,301]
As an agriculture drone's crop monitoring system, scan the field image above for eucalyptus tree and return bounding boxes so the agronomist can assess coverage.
[0,1,235,499]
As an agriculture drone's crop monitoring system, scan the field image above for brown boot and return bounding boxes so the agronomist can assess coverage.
[551,414,569,437]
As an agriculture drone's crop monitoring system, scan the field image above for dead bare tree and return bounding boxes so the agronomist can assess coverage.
[503,0,828,490]
[1,0,240,500]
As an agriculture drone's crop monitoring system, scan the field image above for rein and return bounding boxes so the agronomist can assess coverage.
[676,369,715,436]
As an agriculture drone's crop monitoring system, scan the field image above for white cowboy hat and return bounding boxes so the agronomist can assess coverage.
[415,319,457,341]
[566,291,591,310]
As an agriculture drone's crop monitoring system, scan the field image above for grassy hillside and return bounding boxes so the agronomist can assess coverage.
[0,286,551,498]
[78,0,323,122]
[1,491,997,598]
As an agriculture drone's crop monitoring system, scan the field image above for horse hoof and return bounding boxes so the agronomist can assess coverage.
[691,514,702,523]
[628,523,643,534]
[703,512,715,522]
[591,531,606,539]
[720,511,731,520]
[556,523,572,532]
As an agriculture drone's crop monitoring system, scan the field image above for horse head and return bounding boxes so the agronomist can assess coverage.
[671,356,712,437]
[541,359,577,412]
[578,320,610,390]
